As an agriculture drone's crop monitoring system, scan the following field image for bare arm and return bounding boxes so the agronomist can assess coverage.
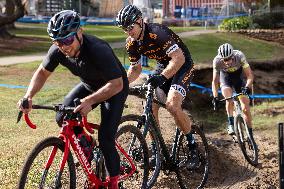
[18,64,52,113]
[243,66,254,88]
[24,64,52,99]
[161,48,185,79]
[127,64,142,83]
[211,69,220,97]
[74,77,124,115]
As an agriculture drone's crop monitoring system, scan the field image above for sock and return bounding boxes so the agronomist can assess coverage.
[228,116,234,126]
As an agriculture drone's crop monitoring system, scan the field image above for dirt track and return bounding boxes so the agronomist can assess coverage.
[125,94,279,189]
[127,58,284,188]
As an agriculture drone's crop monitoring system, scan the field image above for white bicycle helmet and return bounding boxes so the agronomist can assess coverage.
[218,43,234,58]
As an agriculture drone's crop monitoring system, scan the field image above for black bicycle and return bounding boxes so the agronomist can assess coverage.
[218,93,258,166]
[120,84,209,189]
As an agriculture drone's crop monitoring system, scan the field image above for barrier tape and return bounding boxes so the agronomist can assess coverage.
[1,66,283,99]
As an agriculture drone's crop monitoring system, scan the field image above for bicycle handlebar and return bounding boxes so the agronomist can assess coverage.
[18,104,98,134]
[218,93,247,102]
[129,83,166,107]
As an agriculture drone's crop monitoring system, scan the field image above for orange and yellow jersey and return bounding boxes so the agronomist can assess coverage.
[126,23,193,67]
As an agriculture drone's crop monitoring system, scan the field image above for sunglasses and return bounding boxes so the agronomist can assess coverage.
[120,22,137,32]
[53,32,76,46]
[223,56,233,62]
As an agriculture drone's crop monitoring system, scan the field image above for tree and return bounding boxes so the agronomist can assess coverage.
[270,0,284,9]
[0,0,26,39]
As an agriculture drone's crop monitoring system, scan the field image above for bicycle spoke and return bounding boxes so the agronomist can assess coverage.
[18,137,76,189]
[176,126,209,189]
[235,117,258,166]
[116,125,149,189]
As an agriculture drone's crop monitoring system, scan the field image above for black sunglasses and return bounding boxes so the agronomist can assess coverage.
[223,56,233,62]
[120,22,138,32]
[54,32,76,46]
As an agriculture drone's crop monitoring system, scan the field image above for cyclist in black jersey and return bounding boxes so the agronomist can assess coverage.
[17,10,128,189]
[116,5,199,169]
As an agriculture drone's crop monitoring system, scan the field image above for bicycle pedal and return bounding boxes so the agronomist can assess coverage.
[232,135,238,143]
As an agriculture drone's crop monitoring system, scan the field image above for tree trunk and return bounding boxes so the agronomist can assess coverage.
[0,0,26,39]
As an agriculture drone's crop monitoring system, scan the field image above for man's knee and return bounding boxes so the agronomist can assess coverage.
[242,105,250,115]
[166,101,181,116]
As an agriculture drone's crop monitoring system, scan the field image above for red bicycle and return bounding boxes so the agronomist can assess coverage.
[17,100,149,189]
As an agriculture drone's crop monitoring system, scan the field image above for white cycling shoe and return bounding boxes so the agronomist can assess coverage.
[227,125,235,135]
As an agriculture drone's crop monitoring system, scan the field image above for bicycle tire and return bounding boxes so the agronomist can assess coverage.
[120,114,162,188]
[234,115,258,166]
[175,124,209,189]
[17,137,76,189]
[116,124,150,189]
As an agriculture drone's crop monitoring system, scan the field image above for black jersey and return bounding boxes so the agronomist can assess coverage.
[42,34,127,91]
[126,23,193,67]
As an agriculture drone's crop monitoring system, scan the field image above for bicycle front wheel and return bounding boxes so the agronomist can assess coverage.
[116,124,149,189]
[234,115,258,166]
[120,114,162,188]
[18,137,76,189]
[176,125,209,189]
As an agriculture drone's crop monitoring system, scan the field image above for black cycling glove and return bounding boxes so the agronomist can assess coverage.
[241,87,251,95]
[212,97,219,111]
[146,74,167,88]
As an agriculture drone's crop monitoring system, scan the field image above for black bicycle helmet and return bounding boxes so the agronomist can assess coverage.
[116,5,142,29]
[47,10,80,40]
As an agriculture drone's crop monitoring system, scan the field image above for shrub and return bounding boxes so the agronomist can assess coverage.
[252,12,284,29]
[219,16,253,31]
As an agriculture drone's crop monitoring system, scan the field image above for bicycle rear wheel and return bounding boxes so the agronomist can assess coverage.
[17,137,76,189]
[120,114,162,188]
[116,124,149,189]
[234,115,258,166]
[175,125,209,189]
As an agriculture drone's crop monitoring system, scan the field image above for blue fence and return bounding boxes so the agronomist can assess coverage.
[17,16,115,25]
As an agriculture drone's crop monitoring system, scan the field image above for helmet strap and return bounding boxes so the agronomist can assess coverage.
[75,33,82,55]
[137,20,144,41]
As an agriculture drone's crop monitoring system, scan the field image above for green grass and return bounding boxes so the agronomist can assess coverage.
[5,23,284,64]
[182,32,284,63]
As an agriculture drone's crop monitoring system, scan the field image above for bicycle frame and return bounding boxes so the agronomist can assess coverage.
[219,93,246,122]
[22,107,136,189]
[141,85,181,169]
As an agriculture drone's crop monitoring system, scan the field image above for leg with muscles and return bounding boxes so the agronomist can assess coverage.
[221,86,235,135]
[166,89,199,169]
[239,96,255,140]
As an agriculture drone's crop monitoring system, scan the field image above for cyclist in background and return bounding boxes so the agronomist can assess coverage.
[116,5,199,169]
[17,10,128,189]
[211,43,255,139]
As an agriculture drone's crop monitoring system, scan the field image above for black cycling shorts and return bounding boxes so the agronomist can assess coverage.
[220,67,245,93]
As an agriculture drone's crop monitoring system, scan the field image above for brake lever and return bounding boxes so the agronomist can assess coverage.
[16,111,23,123]
[17,98,29,123]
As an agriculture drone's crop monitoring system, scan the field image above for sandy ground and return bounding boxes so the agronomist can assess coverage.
[123,93,280,189]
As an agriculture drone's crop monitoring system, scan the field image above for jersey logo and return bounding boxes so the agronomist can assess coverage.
[126,41,134,50]
[166,44,179,55]
[163,40,172,50]
[149,33,157,39]
[170,84,186,98]
[182,67,194,85]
